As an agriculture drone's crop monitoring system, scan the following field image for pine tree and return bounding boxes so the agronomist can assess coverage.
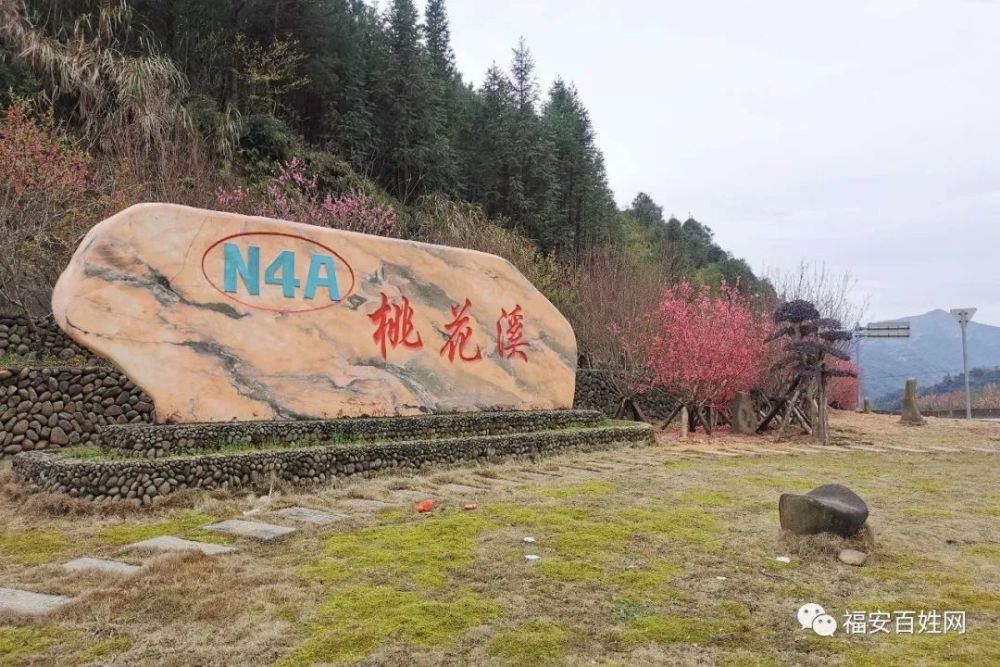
[375,0,455,200]
[424,0,456,79]
[541,78,614,256]
[505,38,556,242]
[467,64,514,218]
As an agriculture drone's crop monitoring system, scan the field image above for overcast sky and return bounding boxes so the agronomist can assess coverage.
[428,0,1000,325]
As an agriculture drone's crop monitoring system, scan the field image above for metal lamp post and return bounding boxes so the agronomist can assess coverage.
[950,308,976,419]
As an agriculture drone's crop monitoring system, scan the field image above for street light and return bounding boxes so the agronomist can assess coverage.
[950,308,976,419]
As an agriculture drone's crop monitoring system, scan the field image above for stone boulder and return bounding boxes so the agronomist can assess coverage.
[779,484,869,538]
[899,378,926,426]
[51,204,578,423]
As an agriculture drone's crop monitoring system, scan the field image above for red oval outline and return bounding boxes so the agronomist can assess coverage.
[200,231,356,313]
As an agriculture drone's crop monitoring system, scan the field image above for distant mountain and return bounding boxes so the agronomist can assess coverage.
[861,309,1000,407]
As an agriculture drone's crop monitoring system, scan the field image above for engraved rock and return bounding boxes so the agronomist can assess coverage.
[53,204,576,422]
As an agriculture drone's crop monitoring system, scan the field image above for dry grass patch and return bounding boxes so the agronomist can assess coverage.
[0,414,998,665]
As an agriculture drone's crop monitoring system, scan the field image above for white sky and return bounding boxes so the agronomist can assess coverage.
[430,0,1000,325]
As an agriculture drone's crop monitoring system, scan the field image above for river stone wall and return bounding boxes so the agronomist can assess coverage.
[13,423,654,504]
[100,409,605,458]
[0,367,154,457]
[573,369,676,420]
[0,315,97,362]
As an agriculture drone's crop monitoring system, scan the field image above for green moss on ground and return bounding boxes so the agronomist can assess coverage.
[488,621,572,666]
[276,585,501,666]
[0,529,70,565]
[0,626,130,667]
[617,614,740,647]
[0,627,59,666]
[305,511,493,589]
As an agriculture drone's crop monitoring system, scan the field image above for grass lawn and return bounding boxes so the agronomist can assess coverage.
[0,412,998,666]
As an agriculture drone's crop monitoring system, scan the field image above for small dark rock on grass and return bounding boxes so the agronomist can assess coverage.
[779,483,869,537]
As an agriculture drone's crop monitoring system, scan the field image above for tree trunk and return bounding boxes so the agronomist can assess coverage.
[816,375,829,444]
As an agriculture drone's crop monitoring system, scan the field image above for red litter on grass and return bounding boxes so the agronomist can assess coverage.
[416,500,434,513]
[463,503,478,511]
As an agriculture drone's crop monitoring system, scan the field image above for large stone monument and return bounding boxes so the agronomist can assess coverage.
[52,204,577,422]
[899,378,926,425]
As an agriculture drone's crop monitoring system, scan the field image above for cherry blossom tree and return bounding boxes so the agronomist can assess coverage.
[216,158,397,237]
[640,281,774,427]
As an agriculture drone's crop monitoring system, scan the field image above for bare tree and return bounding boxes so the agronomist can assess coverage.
[562,247,666,419]
[766,261,869,329]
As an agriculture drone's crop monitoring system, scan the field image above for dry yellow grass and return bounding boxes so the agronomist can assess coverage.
[0,412,998,666]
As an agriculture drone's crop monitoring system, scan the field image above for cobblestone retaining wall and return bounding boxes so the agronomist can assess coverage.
[573,368,676,420]
[100,409,605,458]
[0,367,154,457]
[14,423,654,504]
[0,315,97,362]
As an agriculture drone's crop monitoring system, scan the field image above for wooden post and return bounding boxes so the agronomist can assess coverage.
[775,387,801,442]
[661,403,683,430]
[679,406,688,439]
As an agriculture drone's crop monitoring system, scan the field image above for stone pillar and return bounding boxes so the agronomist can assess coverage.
[679,406,689,439]
[729,392,756,434]
[899,378,926,426]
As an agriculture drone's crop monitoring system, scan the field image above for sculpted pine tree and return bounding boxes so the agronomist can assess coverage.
[762,300,858,443]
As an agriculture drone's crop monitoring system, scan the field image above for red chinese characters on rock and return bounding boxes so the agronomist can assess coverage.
[369,294,530,365]
[496,304,529,362]
[440,298,483,362]
[368,292,423,361]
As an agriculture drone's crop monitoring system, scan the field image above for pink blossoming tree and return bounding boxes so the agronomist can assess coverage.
[641,281,774,429]
[216,158,397,237]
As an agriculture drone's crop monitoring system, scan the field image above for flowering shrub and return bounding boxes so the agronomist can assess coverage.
[216,158,397,237]
[0,101,92,313]
[826,358,859,410]
[640,281,774,410]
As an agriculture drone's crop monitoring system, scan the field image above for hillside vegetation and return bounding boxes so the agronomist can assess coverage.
[0,0,771,353]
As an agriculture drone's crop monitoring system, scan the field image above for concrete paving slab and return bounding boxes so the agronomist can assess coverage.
[0,587,73,616]
[273,506,349,525]
[204,519,296,542]
[127,536,236,555]
[63,557,142,576]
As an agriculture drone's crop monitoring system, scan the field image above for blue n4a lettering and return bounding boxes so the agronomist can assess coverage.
[223,243,340,301]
